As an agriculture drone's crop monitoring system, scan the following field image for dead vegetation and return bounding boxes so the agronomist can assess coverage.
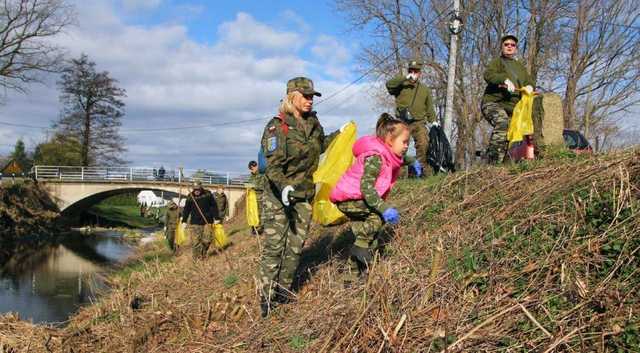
[1,151,639,352]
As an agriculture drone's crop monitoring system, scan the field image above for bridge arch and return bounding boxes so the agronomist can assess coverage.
[40,181,246,219]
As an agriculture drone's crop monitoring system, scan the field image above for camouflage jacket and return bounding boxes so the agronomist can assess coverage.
[386,75,437,122]
[261,111,338,201]
[247,172,268,193]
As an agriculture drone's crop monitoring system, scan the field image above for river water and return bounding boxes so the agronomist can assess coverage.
[0,230,137,324]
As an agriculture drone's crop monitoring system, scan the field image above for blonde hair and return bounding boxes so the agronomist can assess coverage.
[376,113,409,140]
[279,91,300,116]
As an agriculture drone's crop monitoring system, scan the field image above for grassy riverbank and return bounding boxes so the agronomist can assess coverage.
[2,151,639,352]
[87,193,162,228]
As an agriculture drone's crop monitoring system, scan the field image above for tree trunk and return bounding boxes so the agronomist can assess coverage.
[82,110,91,166]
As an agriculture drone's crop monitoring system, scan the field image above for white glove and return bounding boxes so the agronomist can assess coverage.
[281,185,295,206]
[181,222,187,229]
[522,85,534,95]
[504,79,516,93]
[163,226,167,232]
[339,121,353,133]
[214,220,220,225]
[406,73,417,81]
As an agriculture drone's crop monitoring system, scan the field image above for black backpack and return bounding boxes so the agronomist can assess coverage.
[427,124,455,174]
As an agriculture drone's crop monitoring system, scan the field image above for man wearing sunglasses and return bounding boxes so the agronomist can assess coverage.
[386,60,437,176]
[482,34,535,164]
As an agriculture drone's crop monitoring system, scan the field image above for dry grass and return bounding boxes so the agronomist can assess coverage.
[1,151,639,352]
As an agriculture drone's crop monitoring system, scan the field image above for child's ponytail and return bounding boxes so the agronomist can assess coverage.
[376,113,409,140]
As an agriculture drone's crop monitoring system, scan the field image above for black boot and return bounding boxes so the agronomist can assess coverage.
[350,245,373,276]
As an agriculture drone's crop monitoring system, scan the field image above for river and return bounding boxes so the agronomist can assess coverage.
[0,230,141,324]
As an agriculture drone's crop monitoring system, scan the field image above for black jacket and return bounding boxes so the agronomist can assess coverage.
[182,189,219,225]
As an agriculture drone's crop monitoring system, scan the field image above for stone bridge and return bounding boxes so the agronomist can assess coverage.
[33,166,249,218]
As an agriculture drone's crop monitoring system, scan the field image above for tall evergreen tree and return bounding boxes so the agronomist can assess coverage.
[54,54,127,166]
[10,139,32,171]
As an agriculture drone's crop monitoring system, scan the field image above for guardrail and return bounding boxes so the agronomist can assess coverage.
[32,166,249,186]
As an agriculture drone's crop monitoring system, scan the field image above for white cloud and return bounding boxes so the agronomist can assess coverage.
[311,35,352,79]
[0,3,377,172]
[217,12,304,53]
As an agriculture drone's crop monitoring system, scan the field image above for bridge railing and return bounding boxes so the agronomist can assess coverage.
[33,166,249,186]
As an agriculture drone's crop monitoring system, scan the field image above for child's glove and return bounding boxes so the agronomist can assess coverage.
[411,160,423,177]
[382,208,400,225]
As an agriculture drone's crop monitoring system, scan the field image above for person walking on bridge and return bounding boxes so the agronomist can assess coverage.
[181,180,219,260]
[386,60,437,176]
[482,35,535,164]
[257,77,346,317]
[214,186,229,223]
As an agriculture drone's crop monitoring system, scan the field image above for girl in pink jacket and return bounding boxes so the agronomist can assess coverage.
[330,113,421,281]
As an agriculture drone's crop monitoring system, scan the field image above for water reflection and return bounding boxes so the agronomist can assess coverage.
[0,232,134,324]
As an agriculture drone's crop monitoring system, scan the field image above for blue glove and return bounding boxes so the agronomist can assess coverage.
[382,208,399,225]
[411,160,422,177]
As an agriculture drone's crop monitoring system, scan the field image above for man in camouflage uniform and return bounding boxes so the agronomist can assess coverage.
[258,77,340,317]
[182,181,219,260]
[482,35,535,163]
[386,60,437,176]
[247,160,267,233]
[214,186,229,223]
[163,200,180,252]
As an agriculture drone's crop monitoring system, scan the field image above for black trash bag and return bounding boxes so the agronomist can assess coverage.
[427,124,455,174]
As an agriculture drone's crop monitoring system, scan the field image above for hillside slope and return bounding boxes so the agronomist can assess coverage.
[1,151,638,352]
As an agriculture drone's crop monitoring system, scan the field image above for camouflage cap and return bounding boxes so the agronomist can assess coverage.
[408,60,423,70]
[501,34,518,44]
[286,77,321,97]
[193,180,203,188]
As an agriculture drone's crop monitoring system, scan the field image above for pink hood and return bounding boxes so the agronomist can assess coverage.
[330,135,403,203]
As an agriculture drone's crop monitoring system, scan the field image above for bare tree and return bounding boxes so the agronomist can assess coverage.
[54,54,126,166]
[0,0,74,94]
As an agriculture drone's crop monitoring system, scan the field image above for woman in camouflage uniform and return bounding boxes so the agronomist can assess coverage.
[257,77,342,317]
[482,35,535,163]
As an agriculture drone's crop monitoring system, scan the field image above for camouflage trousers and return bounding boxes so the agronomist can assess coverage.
[337,200,384,274]
[482,102,511,164]
[257,189,312,301]
[188,224,212,260]
[408,120,432,176]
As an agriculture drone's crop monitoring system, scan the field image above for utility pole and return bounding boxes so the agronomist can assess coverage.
[443,0,462,143]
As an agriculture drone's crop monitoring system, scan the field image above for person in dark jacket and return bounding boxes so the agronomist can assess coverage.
[481,34,535,163]
[181,180,219,259]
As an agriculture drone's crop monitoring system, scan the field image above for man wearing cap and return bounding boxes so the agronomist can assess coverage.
[257,76,345,317]
[386,60,437,176]
[482,34,535,163]
[181,180,219,260]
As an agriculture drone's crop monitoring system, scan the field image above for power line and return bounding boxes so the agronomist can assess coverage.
[316,4,454,108]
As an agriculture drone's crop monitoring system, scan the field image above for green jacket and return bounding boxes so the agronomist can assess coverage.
[386,75,437,122]
[248,172,267,193]
[261,111,337,201]
[482,56,534,114]
[214,192,229,218]
[164,206,180,227]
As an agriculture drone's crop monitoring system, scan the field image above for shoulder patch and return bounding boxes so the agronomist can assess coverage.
[267,136,278,152]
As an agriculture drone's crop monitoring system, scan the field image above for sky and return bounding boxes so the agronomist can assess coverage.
[0,0,383,173]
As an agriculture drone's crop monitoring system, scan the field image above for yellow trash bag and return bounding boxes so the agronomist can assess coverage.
[174,222,187,246]
[507,90,535,147]
[211,223,230,249]
[312,121,357,225]
[246,189,260,227]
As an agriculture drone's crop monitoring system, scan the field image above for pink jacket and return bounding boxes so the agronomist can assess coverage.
[330,135,403,203]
